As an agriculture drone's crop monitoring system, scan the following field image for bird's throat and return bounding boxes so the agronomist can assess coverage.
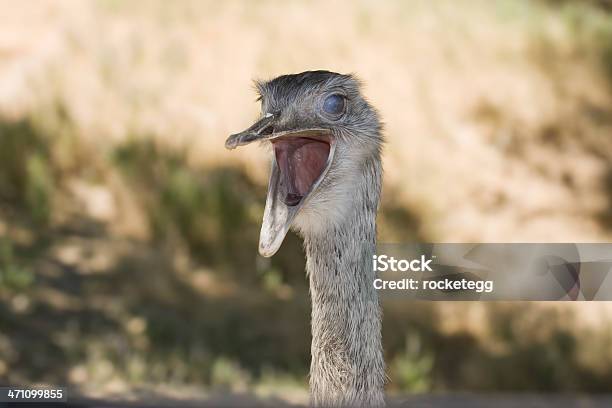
[303,157,385,407]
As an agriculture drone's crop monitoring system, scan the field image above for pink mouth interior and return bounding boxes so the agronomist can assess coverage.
[273,137,331,206]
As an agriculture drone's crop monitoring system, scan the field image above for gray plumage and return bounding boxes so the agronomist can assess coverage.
[226,71,385,407]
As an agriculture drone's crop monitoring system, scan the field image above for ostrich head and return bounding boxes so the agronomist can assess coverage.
[226,70,383,257]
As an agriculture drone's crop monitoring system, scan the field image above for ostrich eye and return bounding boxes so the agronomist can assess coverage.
[322,94,345,116]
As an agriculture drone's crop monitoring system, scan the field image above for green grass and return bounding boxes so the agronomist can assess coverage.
[0,239,34,291]
[0,119,53,225]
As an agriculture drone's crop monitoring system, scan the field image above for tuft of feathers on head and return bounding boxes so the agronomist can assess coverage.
[254,70,360,102]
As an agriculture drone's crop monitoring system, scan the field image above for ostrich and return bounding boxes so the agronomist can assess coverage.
[225,71,385,407]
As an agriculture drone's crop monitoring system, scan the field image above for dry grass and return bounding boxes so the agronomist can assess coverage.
[3,0,612,240]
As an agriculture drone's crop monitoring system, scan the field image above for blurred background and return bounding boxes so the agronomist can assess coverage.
[1,0,612,405]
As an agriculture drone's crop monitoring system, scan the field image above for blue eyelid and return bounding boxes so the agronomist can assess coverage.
[322,94,345,116]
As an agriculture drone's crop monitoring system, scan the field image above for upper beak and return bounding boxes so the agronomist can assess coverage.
[225,112,277,150]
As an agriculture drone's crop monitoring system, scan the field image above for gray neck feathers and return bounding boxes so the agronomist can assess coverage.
[303,154,385,407]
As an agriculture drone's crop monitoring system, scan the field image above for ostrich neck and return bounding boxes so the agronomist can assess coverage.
[304,157,385,407]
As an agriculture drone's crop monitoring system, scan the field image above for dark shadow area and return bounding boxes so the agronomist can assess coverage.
[597,165,612,230]
[0,131,312,387]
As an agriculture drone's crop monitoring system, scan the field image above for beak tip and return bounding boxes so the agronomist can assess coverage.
[258,243,277,258]
[224,135,239,150]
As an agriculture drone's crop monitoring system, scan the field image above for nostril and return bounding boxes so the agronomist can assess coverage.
[260,126,274,136]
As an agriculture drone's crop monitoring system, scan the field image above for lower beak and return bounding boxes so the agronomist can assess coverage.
[258,155,293,257]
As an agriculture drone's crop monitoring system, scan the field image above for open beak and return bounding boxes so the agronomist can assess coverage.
[225,117,335,257]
